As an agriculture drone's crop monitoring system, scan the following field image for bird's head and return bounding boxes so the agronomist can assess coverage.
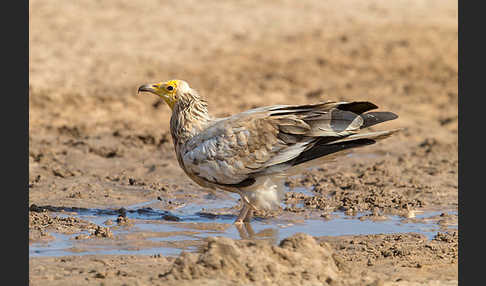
[138,79,190,110]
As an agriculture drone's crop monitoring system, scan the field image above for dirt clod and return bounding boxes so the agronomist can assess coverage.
[161,233,339,284]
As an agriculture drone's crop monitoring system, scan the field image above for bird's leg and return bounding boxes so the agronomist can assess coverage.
[235,221,256,239]
[234,203,249,225]
[235,222,248,239]
[235,191,257,224]
[243,208,253,222]
[243,221,255,237]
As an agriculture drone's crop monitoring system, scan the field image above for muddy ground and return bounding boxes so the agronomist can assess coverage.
[29,0,458,285]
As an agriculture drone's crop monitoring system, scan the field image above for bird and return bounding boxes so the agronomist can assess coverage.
[138,79,399,224]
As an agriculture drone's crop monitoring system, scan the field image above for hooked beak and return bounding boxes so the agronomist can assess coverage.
[137,84,157,94]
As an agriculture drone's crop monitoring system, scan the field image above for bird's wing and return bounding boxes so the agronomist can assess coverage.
[181,101,397,187]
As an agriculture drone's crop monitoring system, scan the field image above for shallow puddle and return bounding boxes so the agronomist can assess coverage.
[30,194,457,258]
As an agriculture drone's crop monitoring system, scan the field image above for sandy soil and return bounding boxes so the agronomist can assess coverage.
[29,0,457,285]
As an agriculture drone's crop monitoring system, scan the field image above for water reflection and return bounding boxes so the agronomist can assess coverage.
[29,201,457,258]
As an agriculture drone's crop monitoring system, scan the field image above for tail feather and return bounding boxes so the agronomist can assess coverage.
[361,112,399,128]
[290,138,375,167]
[337,101,378,114]
[330,129,401,144]
[290,129,401,167]
[250,101,400,177]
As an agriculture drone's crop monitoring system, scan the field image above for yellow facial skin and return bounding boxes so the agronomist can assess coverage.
[138,80,179,110]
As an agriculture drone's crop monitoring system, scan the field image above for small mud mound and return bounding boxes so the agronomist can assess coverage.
[160,233,340,285]
[29,211,114,242]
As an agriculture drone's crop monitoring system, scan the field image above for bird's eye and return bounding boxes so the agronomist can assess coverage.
[167,85,174,91]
